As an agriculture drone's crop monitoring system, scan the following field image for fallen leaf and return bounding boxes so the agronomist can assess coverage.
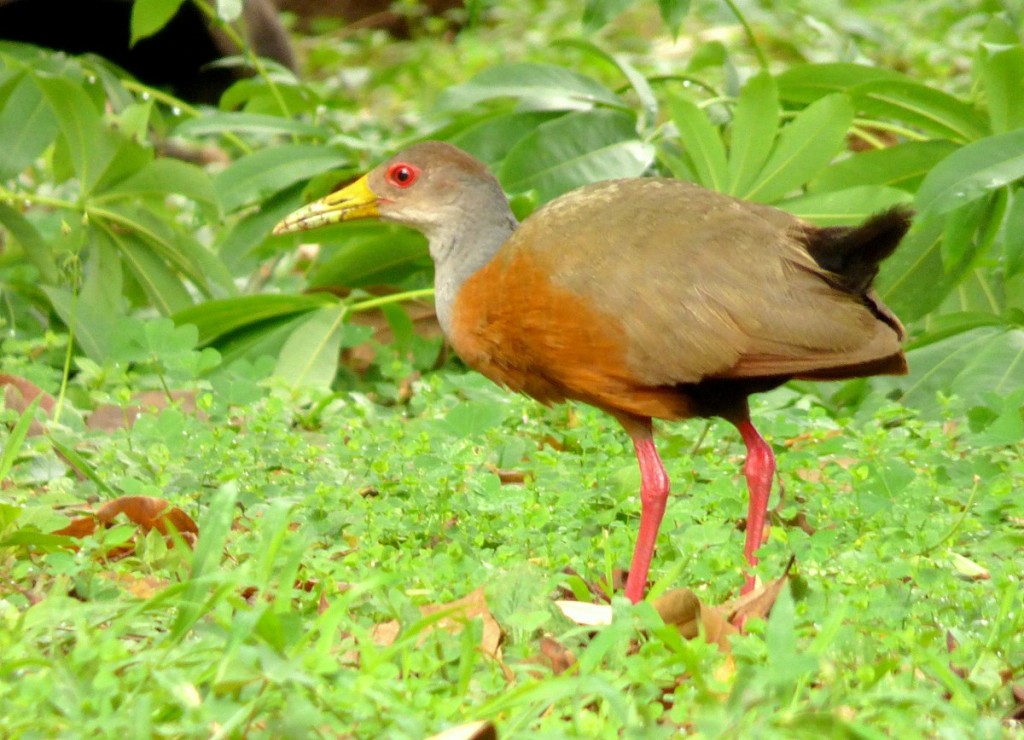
[721,558,794,627]
[1008,685,1024,722]
[0,374,55,436]
[652,588,702,639]
[951,553,989,581]
[101,572,169,599]
[86,390,200,432]
[554,600,612,626]
[372,620,401,647]
[537,635,576,675]
[53,496,198,557]
[425,720,497,740]
[420,587,503,662]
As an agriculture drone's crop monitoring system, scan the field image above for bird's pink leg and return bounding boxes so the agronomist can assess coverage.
[623,420,670,604]
[735,419,775,594]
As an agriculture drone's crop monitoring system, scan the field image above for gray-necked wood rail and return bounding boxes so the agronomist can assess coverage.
[274,141,911,603]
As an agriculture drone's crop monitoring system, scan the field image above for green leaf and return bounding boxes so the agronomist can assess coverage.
[0,396,41,483]
[876,216,982,322]
[214,145,349,213]
[779,186,913,225]
[131,0,188,45]
[1002,191,1024,278]
[307,225,429,289]
[978,42,1024,134]
[439,63,625,113]
[173,112,329,140]
[273,304,349,390]
[874,327,1024,416]
[499,110,654,201]
[741,93,854,203]
[0,74,59,180]
[850,80,988,143]
[776,63,905,104]
[33,74,120,193]
[448,110,562,167]
[556,40,658,129]
[94,158,220,214]
[173,293,337,346]
[43,285,116,360]
[667,93,727,191]
[914,128,1024,216]
[582,0,631,31]
[658,0,691,37]
[111,231,195,314]
[809,140,958,194]
[0,204,58,283]
[726,70,779,196]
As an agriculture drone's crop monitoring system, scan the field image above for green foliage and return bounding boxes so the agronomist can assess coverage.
[1,2,1023,733]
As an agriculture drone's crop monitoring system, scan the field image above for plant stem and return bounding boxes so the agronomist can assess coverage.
[349,288,435,313]
[721,0,769,71]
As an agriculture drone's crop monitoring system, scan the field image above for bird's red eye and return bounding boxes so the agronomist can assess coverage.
[386,163,419,188]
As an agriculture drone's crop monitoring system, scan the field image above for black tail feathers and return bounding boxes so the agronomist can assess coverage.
[803,207,913,294]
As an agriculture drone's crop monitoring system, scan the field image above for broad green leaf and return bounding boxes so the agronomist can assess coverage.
[1003,191,1024,278]
[978,42,1024,134]
[94,204,236,297]
[0,204,58,283]
[667,93,727,191]
[307,226,429,289]
[273,303,349,389]
[809,140,958,194]
[938,192,1004,274]
[582,0,631,31]
[448,110,563,167]
[876,216,983,321]
[131,0,188,45]
[173,293,337,345]
[556,40,658,128]
[850,80,988,143]
[0,74,59,180]
[214,145,348,213]
[658,0,691,37]
[173,112,329,140]
[937,266,1006,317]
[43,283,118,360]
[499,110,653,201]
[915,128,1024,216]
[776,63,906,104]
[874,327,1024,416]
[779,186,913,225]
[94,158,220,213]
[727,70,779,196]
[34,74,120,193]
[218,182,305,270]
[439,63,625,113]
[111,231,195,314]
[741,93,854,203]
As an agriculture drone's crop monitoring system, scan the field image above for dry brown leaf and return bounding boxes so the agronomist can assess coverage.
[101,572,169,599]
[721,562,793,627]
[486,464,528,485]
[420,587,503,662]
[425,720,497,740]
[372,620,401,647]
[537,635,576,675]
[653,588,702,639]
[0,374,55,436]
[86,390,200,432]
[1009,685,1024,722]
[53,496,198,557]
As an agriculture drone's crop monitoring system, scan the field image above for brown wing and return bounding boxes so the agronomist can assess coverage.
[506,178,905,386]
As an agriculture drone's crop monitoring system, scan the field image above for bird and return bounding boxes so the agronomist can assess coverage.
[273,141,911,603]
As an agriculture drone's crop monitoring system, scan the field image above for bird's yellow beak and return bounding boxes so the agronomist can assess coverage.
[272,175,380,235]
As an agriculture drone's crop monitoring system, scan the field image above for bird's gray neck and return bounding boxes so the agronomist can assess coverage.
[430,210,518,338]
